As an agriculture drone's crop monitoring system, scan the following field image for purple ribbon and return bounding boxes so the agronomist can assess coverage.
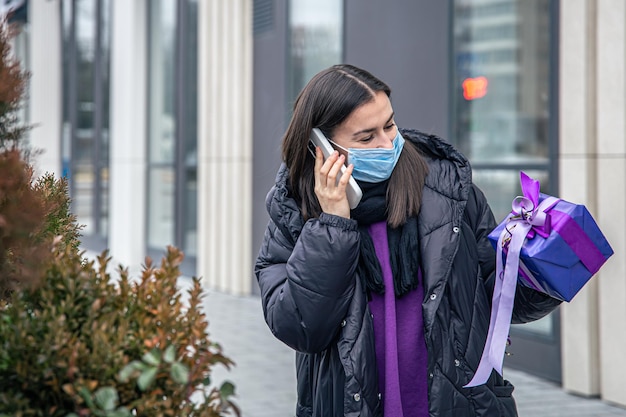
[465,172,559,388]
[466,172,610,387]
[549,210,606,275]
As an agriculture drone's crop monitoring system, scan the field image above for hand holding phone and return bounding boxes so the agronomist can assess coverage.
[309,128,363,209]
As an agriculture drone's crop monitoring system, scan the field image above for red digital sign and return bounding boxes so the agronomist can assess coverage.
[462,76,488,100]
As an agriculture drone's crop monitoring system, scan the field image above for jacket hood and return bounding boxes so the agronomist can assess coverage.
[401,128,472,204]
[265,164,305,246]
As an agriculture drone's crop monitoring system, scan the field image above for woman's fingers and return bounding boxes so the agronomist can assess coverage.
[313,147,351,218]
[326,153,345,187]
[337,162,354,190]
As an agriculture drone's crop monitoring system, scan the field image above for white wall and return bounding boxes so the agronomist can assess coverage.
[28,1,62,177]
[108,0,148,268]
[197,0,253,295]
[560,0,626,406]
[595,0,626,406]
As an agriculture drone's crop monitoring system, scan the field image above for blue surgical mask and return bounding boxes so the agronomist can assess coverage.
[330,130,405,183]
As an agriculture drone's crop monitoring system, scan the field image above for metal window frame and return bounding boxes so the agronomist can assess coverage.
[175,0,187,252]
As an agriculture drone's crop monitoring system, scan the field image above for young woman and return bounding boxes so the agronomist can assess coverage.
[255,64,561,417]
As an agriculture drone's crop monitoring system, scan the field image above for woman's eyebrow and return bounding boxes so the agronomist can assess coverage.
[351,112,395,137]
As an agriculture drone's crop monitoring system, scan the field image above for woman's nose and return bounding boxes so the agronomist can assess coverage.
[375,131,394,149]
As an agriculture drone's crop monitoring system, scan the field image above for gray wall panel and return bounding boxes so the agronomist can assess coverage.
[251,0,288,294]
[344,0,451,139]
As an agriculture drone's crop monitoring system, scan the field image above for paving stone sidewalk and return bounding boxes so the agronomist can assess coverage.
[199,288,626,417]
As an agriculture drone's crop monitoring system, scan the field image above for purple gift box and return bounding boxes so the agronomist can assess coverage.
[487,172,614,302]
[466,171,614,387]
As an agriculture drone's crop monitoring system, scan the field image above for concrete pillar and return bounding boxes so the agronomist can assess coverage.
[595,0,626,406]
[108,0,148,268]
[28,1,62,177]
[197,0,253,295]
[561,0,626,407]
[559,0,601,397]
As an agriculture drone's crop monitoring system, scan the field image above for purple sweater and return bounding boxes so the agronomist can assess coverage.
[368,221,429,417]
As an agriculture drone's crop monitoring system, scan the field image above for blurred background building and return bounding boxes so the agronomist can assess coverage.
[4,0,625,408]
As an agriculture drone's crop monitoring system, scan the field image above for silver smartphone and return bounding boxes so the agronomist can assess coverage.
[309,128,363,209]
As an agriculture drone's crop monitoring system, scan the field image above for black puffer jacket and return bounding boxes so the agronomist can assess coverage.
[255,129,561,417]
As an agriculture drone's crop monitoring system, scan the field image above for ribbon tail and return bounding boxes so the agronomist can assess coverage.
[489,223,530,375]
[465,222,531,387]
[464,228,507,388]
[465,351,498,388]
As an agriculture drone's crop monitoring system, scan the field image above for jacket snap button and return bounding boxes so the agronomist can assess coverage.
[429,372,434,378]
[454,359,461,367]
[353,393,361,402]
[430,293,437,301]
[340,319,347,327]
[453,226,460,233]
[378,393,382,400]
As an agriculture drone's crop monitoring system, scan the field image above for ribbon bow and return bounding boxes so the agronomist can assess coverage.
[510,172,559,239]
[464,172,559,388]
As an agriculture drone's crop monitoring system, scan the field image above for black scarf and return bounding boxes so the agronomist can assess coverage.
[351,180,421,296]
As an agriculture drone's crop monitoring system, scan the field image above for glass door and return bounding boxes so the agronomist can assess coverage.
[62,0,111,250]
[450,0,561,383]
[147,0,198,275]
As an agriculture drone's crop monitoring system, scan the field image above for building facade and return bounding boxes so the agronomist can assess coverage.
[7,0,626,407]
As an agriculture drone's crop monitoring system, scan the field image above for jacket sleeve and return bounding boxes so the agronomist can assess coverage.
[255,212,360,353]
[467,184,562,324]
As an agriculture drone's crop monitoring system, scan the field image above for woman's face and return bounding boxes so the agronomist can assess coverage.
[330,91,397,158]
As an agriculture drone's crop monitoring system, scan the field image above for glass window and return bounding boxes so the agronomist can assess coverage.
[451,0,557,350]
[147,0,177,249]
[74,0,96,234]
[61,0,111,244]
[10,22,29,130]
[288,0,343,101]
[147,0,198,260]
[148,167,175,249]
[182,0,198,257]
[100,0,111,235]
[148,0,177,166]
[451,0,552,220]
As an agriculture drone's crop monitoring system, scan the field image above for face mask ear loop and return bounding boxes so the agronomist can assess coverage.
[328,139,349,154]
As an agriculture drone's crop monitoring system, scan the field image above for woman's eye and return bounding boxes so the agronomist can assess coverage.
[359,135,374,143]
[384,123,396,130]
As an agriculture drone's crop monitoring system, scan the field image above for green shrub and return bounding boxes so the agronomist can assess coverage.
[0,157,80,300]
[0,20,45,300]
[1,19,79,300]
[0,245,239,417]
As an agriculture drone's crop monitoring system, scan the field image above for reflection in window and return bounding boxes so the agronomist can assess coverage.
[288,0,343,101]
[451,0,555,338]
[472,169,550,223]
[147,0,177,249]
[148,0,176,166]
[62,0,111,241]
[182,0,198,257]
[451,0,551,168]
[147,0,198,259]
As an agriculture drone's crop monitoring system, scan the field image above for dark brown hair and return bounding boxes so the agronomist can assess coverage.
[281,64,428,227]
